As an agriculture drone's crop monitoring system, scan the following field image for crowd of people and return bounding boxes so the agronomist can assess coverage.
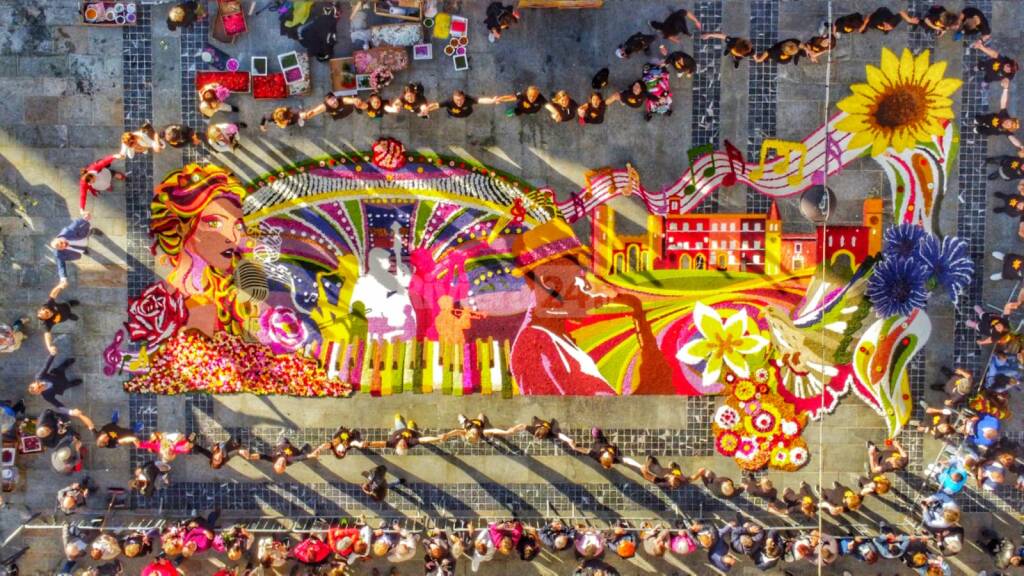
[0,1,1022,575]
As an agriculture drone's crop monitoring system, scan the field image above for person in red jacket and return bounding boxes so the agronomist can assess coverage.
[327,522,362,558]
[79,155,125,210]
[291,533,331,566]
[140,557,178,576]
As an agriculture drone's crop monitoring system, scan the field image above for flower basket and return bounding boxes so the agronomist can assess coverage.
[252,73,288,99]
[195,71,250,93]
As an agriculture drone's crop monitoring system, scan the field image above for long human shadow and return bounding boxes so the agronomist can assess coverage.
[432,452,543,519]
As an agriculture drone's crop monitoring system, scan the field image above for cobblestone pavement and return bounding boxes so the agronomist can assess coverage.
[0,1,1023,574]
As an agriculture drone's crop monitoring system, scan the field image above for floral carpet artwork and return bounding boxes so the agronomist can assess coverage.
[110,48,973,472]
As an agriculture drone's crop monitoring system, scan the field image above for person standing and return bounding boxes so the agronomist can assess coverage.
[754,39,802,64]
[79,157,124,210]
[303,93,361,122]
[975,41,1018,83]
[117,123,164,159]
[60,523,89,574]
[205,122,244,153]
[0,317,28,355]
[259,106,305,132]
[389,83,431,118]
[976,528,1023,569]
[38,278,79,356]
[434,90,504,119]
[616,32,656,59]
[701,32,754,68]
[198,82,240,118]
[576,92,608,125]
[56,479,89,514]
[545,90,578,123]
[51,210,92,283]
[606,80,646,109]
[27,354,82,409]
[865,7,903,33]
[166,0,205,31]
[976,79,1019,136]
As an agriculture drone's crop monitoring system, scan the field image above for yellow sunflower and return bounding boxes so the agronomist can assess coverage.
[836,47,961,157]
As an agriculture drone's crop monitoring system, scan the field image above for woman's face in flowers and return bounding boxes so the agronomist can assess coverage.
[188,197,245,272]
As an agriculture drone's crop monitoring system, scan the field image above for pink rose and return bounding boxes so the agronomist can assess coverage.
[125,283,188,348]
[258,306,308,354]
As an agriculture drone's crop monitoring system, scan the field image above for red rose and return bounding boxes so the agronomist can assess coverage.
[125,283,188,348]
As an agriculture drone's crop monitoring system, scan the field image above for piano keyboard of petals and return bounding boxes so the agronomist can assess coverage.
[321,338,519,396]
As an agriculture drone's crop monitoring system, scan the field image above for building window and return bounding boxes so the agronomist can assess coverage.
[753,254,760,264]
[742,241,748,249]
[755,222,762,232]
[711,222,718,232]
[754,240,761,249]
[731,240,737,249]
[682,241,689,249]
[670,200,678,211]
[852,236,857,247]
[682,222,689,231]
[828,236,833,247]
[696,222,703,232]
[741,221,747,231]
[669,222,676,231]
[840,236,845,248]
[696,242,703,249]
[730,222,737,232]
[794,243,802,253]
[729,254,736,265]
[711,240,717,249]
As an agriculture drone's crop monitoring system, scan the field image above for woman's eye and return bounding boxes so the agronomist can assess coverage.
[206,220,222,229]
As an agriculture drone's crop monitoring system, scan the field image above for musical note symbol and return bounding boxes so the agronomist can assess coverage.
[749,139,809,186]
[684,144,716,195]
[812,131,845,185]
[127,344,150,372]
[103,330,125,376]
[722,139,745,186]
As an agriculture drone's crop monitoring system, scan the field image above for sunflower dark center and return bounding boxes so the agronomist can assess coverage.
[873,86,926,128]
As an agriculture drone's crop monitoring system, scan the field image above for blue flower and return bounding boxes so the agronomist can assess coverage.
[917,234,974,303]
[883,223,926,259]
[867,256,931,317]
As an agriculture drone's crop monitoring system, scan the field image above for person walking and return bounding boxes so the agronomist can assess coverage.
[650,7,701,42]
[166,0,205,31]
[616,32,656,59]
[360,464,406,502]
[701,32,754,68]
[51,210,92,283]
[38,278,79,356]
[79,157,124,210]
[161,124,203,148]
[27,354,82,409]
[117,123,164,159]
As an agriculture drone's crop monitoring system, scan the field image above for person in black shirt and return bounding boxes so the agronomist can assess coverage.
[129,460,169,496]
[866,7,902,34]
[357,93,389,120]
[303,93,360,122]
[641,455,697,489]
[975,42,1018,83]
[433,90,503,119]
[251,436,317,475]
[389,83,430,118]
[312,425,364,459]
[360,464,405,502]
[694,468,744,499]
[649,8,701,42]
[615,32,656,59]
[524,416,559,440]
[166,1,204,31]
[362,414,447,455]
[986,151,1024,181]
[660,45,696,78]
[484,2,519,44]
[192,437,246,469]
[161,124,202,148]
[564,427,641,471]
[36,407,72,448]
[975,80,1019,135]
[545,90,577,123]
[754,39,802,65]
[702,32,753,68]
[27,354,82,409]
[956,7,991,41]
[577,92,608,125]
[994,182,1024,219]
[801,34,836,64]
[71,410,138,449]
[38,279,78,355]
[510,86,547,116]
[607,81,645,109]
[121,529,155,558]
[833,12,867,35]
[450,413,525,445]
[901,6,959,37]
